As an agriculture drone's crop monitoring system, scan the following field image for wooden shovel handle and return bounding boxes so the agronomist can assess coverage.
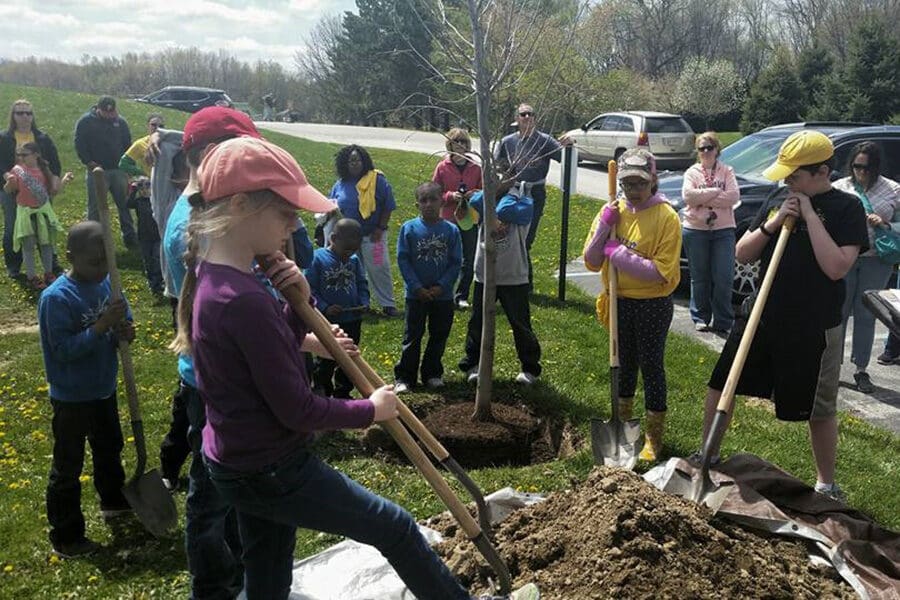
[264,265,483,540]
[716,217,796,412]
[91,168,146,471]
[607,160,619,369]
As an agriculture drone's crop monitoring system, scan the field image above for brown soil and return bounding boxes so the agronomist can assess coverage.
[364,401,580,468]
[431,467,854,599]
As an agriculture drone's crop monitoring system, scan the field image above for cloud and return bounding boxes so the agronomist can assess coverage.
[0,6,79,29]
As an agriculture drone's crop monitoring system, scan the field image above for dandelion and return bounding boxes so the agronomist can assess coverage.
[79,474,90,483]
[127,436,135,443]
[3,564,12,573]
[48,554,60,565]
[88,575,99,584]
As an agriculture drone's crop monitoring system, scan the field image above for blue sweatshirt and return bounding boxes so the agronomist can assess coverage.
[328,173,396,237]
[396,217,462,300]
[305,248,370,324]
[163,194,197,387]
[39,274,131,402]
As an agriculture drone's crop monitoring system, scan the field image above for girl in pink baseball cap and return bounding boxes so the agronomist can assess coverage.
[171,136,537,600]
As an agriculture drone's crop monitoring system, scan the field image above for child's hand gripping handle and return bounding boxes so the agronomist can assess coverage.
[91,168,146,473]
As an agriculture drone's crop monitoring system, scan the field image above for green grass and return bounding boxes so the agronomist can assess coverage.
[0,84,896,598]
[719,131,743,148]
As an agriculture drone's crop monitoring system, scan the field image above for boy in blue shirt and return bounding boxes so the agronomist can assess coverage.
[394,182,462,392]
[458,163,542,385]
[39,221,135,558]
[305,218,370,397]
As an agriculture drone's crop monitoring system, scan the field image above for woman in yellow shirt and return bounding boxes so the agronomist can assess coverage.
[583,148,682,461]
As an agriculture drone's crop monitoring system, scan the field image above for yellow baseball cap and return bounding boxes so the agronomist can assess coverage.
[762,130,834,181]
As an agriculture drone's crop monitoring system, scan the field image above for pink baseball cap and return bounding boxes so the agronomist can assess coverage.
[198,137,336,213]
[182,106,261,152]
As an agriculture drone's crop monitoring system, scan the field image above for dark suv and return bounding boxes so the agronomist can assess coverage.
[657,122,900,299]
[137,86,233,113]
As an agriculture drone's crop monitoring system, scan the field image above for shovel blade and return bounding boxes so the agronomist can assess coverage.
[590,417,641,470]
[660,462,734,514]
[122,468,178,538]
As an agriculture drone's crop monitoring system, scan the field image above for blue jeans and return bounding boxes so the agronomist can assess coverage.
[683,227,736,330]
[205,448,469,600]
[185,383,243,600]
[2,189,21,275]
[841,255,894,370]
[86,169,136,244]
[395,299,454,384]
[139,239,163,294]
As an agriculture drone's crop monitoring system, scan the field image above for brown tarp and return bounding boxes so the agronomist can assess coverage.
[658,454,900,600]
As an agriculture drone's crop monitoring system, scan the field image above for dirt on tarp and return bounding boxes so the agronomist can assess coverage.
[431,467,855,599]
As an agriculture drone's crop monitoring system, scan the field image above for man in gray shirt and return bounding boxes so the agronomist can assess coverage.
[494,103,573,252]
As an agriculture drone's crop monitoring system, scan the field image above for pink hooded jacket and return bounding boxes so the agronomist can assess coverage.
[680,161,740,230]
[431,156,482,222]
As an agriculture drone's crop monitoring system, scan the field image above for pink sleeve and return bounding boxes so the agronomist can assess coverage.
[708,165,740,209]
[682,167,720,207]
[584,220,612,269]
[609,246,664,282]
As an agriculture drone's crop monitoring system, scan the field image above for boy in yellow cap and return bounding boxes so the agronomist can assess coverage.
[697,130,868,502]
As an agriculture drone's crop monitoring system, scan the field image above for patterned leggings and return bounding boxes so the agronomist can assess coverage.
[617,295,673,412]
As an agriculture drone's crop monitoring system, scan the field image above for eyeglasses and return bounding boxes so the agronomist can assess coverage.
[14,111,33,117]
[149,122,164,129]
[15,152,32,157]
[518,111,534,117]
[697,145,715,152]
[620,180,650,191]
[851,163,871,171]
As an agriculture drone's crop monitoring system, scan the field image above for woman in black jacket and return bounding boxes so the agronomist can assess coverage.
[0,99,62,278]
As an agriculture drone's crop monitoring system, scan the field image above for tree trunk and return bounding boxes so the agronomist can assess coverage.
[469,0,497,422]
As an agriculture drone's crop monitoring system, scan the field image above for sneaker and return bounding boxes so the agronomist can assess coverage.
[876,351,899,366]
[466,368,479,384]
[162,477,178,492]
[382,306,400,318]
[456,299,470,310]
[394,382,410,394]
[477,582,541,600]
[515,372,538,385]
[853,371,875,394]
[694,322,710,332]
[687,451,721,467]
[815,482,847,504]
[52,537,101,558]
[425,377,444,388]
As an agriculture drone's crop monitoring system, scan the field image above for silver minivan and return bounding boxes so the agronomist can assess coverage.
[566,111,696,170]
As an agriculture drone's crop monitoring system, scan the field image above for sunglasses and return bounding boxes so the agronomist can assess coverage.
[14,111,33,116]
[851,163,871,171]
[15,152,33,157]
[518,111,534,117]
[697,145,715,152]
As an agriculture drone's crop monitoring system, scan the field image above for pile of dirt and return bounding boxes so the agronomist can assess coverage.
[431,467,854,599]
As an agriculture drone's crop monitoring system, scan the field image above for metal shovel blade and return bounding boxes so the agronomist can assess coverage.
[660,460,734,514]
[591,417,641,470]
[122,468,178,538]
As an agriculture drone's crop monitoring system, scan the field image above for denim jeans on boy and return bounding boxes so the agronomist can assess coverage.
[1,189,22,275]
[395,298,454,385]
[46,395,128,547]
[682,227,736,331]
[139,239,164,294]
[460,282,542,377]
[185,383,243,600]
[840,255,894,370]
[85,169,136,245]
[205,447,469,600]
[313,319,362,397]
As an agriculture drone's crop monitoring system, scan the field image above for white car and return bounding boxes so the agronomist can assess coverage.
[566,111,696,170]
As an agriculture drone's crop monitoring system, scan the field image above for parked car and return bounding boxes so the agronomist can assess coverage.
[658,122,900,300]
[566,111,695,170]
[136,86,233,113]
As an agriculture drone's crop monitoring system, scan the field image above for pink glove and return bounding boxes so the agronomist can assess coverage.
[601,204,619,227]
[603,239,621,258]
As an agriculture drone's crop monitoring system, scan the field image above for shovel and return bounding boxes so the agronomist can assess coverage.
[258,254,512,594]
[92,168,178,538]
[591,159,641,469]
[663,216,797,512]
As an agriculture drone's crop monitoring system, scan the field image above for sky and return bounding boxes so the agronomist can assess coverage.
[0,0,358,71]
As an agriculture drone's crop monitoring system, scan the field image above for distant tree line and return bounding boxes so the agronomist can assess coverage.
[0,0,897,134]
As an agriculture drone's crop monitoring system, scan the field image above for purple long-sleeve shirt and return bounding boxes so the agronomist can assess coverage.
[192,261,374,471]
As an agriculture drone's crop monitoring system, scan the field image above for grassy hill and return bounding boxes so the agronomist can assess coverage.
[0,83,896,597]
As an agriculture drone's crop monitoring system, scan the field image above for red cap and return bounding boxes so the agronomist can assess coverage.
[198,137,336,213]
[182,107,261,152]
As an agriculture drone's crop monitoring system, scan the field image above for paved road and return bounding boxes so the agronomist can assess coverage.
[260,121,900,436]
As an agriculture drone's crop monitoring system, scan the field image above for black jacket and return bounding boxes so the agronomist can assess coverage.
[0,128,62,176]
[74,107,132,170]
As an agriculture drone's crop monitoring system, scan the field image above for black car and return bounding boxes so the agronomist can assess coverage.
[657,122,900,299]
[136,86,233,114]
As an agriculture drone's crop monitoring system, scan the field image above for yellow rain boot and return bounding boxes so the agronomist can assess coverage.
[639,410,665,462]
[617,397,634,422]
